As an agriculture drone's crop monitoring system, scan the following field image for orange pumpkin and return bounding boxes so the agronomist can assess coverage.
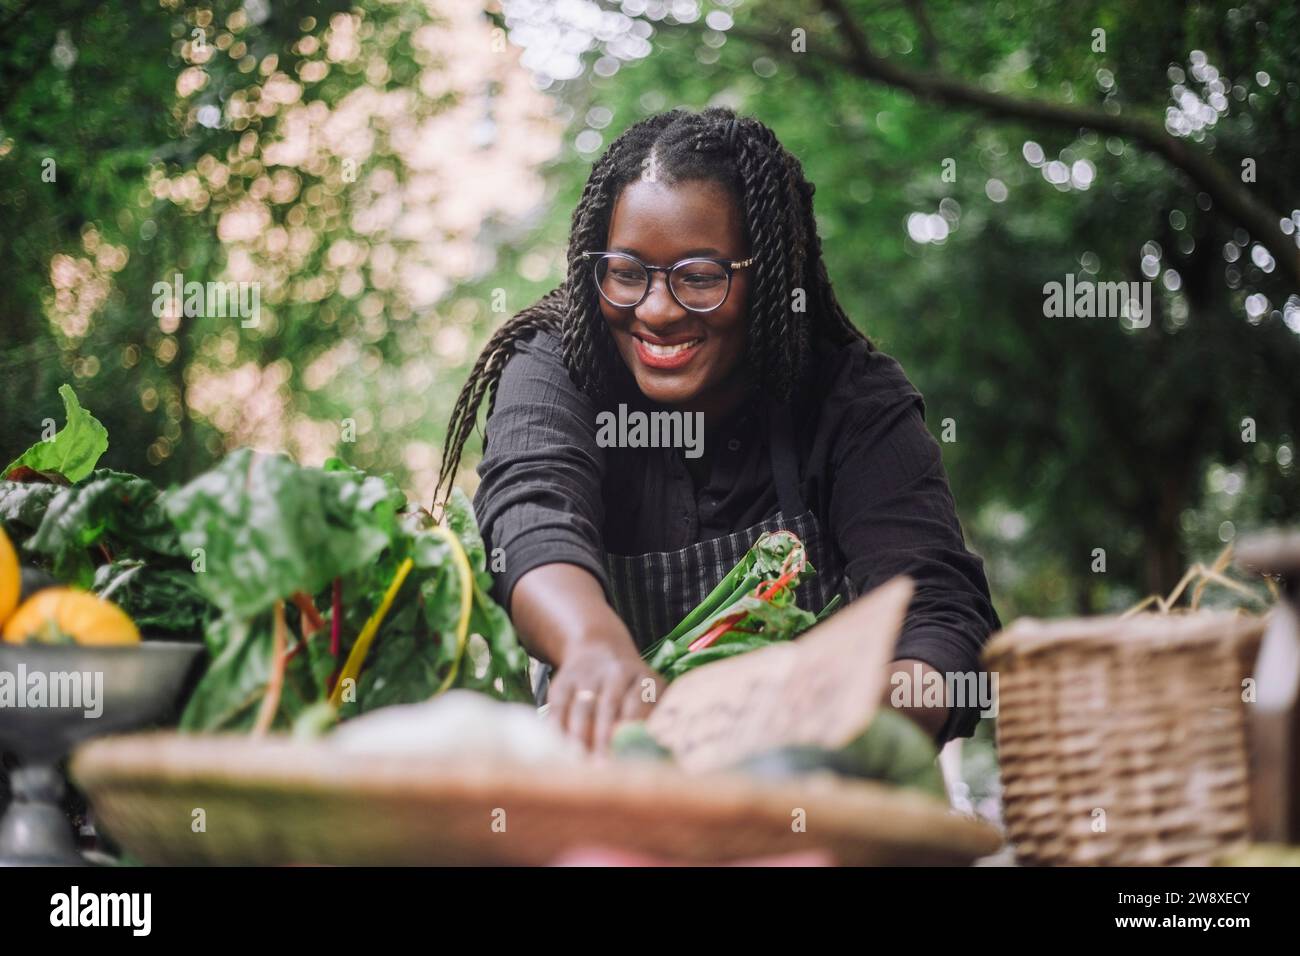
[2,587,140,646]
[0,527,18,626]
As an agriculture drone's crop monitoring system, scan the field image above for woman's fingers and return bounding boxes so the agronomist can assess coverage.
[550,664,595,742]
[565,681,599,750]
[593,671,635,754]
[547,673,574,740]
[547,651,665,752]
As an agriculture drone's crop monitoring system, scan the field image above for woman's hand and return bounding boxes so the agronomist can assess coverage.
[509,563,665,753]
[549,640,664,753]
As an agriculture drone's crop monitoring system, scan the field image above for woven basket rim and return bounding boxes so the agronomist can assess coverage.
[1233,528,1300,572]
[983,608,1269,665]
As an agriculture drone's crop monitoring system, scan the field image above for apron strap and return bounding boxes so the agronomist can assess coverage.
[767,400,806,519]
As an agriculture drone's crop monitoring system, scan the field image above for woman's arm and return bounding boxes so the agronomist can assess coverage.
[472,331,662,750]
[828,357,1001,744]
[473,333,610,610]
[882,659,951,739]
[510,564,662,752]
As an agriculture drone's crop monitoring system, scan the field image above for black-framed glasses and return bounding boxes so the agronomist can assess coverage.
[581,251,754,313]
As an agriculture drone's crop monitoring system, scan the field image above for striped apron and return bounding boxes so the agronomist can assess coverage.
[533,401,845,704]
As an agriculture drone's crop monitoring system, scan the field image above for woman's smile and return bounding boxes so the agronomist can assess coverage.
[632,333,704,369]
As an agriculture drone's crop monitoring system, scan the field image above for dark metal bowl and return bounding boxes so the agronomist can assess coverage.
[0,641,202,865]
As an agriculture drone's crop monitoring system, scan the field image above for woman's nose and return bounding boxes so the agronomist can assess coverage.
[635,271,687,325]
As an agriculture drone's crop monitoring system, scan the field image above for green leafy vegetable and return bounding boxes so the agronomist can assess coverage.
[170,452,532,731]
[163,449,405,620]
[0,481,62,530]
[4,384,109,483]
[835,710,946,798]
[92,559,216,638]
[733,710,946,799]
[180,616,274,731]
[0,469,182,590]
[1,465,205,621]
[645,530,822,679]
[0,385,531,735]
[609,720,673,762]
[292,700,340,740]
[23,470,182,584]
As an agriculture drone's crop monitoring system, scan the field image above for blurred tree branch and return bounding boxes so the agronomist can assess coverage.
[816,0,1300,289]
[902,0,938,65]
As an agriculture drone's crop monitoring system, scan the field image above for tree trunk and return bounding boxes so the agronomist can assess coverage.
[1145,478,1186,598]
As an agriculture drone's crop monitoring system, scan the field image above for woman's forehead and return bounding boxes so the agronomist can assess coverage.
[607,178,746,259]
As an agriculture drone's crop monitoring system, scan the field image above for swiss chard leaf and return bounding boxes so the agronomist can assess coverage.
[441,489,531,700]
[663,635,774,679]
[654,594,820,680]
[4,384,109,483]
[443,487,490,581]
[348,612,448,716]
[178,616,272,732]
[0,481,63,535]
[92,559,214,638]
[28,469,180,553]
[467,587,533,701]
[171,458,531,730]
[164,449,405,619]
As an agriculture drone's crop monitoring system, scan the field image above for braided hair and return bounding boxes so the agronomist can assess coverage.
[435,106,870,504]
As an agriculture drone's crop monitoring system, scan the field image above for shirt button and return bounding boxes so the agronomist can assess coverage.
[727,438,741,452]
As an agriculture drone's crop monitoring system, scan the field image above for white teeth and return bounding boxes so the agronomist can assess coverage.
[641,339,701,357]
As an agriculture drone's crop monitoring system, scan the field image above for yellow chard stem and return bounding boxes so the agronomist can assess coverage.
[329,556,415,708]
[432,524,474,695]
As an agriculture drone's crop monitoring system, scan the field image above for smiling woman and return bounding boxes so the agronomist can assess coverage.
[437,107,1000,753]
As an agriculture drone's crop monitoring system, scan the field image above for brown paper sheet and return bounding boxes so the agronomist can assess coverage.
[646,575,914,772]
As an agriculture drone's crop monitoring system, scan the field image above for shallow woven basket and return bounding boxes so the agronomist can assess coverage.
[984,610,1266,866]
[70,733,1002,866]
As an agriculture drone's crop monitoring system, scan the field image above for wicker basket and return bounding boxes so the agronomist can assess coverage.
[984,610,1267,866]
[70,733,1003,866]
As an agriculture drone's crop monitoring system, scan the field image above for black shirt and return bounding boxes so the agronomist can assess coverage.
[473,329,1001,740]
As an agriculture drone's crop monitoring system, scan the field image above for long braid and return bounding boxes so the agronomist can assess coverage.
[731,117,809,395]
[435,107,870,505]
[435,288,565,497]
[561,143,630,398]
[795,175,869,349]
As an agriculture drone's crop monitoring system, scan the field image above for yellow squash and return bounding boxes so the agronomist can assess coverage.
[1,587,140,646]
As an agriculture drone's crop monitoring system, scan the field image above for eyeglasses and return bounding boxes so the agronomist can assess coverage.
[581,251,754,313]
